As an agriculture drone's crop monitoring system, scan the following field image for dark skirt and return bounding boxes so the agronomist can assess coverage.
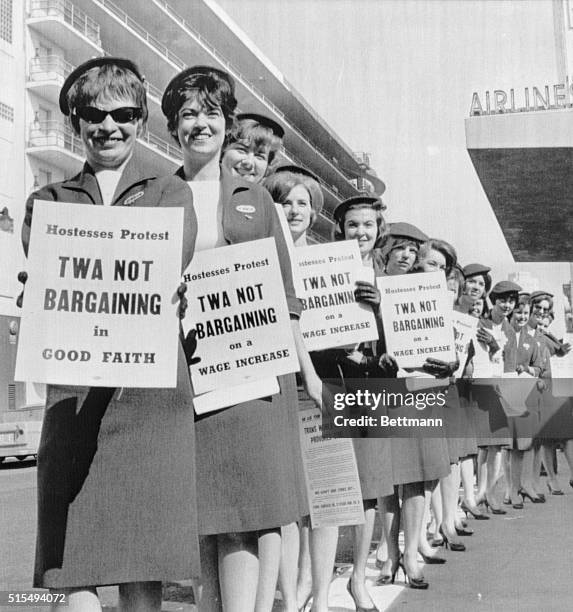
[353,437,394,500]
[535,381,573,441]
[195,374,303,534]
[472,383,511,447]
[34,349,199,588]
[387,379,449,485]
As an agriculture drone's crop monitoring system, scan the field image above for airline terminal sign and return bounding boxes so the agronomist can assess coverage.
[470,79,573,116]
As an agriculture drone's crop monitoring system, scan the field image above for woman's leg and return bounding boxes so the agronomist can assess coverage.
[349,500,376,608]
[563,439,573,483]
[255,528,282,612]
[542,443,562,491]
[475,447,488,501]
[402,482,426,579]
[218,532,259,612]
[309,525,338,612]
[460,455,477,506]
[441,463,461,535]
[379,491,400,578]
[485,446,502,504]
[119,582,162,612]
[198,535,223,612]
[501,449,511,502]
[295,519,312,611]
[277,522,300,612]
[509,450,523,503]
[428,481,442,543]
[51,588,100,612]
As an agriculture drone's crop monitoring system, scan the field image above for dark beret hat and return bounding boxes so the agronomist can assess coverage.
[530,290,554,302]
[237,113,284,139]
[333,196,383,224]
[273,164,320,183]
[490,280,522,295]
[463,263,491,278]
[388,222,428,243]
[161,65,235,118]
[59,57,144,116]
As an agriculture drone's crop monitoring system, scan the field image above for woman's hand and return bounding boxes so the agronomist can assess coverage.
[354,280,381,308]
[476,327,500,353]
[378,353,399,377]
[16,271,27,308]
[182,328,201,366]
[422,357,459,379]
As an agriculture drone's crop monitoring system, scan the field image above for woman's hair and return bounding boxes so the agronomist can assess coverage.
[67,64,148,134]
[224,118,282,169]
[163,70,237,142]
[379,236,421,266]
[464,271,492,296]
[414,238,457,275]
[489,290,518,304]
[263,171,323,226]
[448,264,465,301]
[333,203,386,242]
[509,294,530,320]
[531,293,554,310]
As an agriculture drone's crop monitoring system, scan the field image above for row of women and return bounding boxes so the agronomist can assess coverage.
[21,57,572,612]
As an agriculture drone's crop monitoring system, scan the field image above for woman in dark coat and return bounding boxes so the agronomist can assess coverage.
[161,66,323,612]
[22,58,199,612]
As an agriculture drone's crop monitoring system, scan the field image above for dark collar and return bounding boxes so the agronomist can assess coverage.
[61,159,155,205]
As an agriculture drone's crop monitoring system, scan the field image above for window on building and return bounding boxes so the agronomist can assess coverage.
[0,0,12,44]
[0,101,14,122]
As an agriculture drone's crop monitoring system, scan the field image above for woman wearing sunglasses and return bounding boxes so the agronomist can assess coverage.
[21,58,198,612]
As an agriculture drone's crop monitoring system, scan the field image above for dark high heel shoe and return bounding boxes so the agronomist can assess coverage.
[547,482,564,496]
[483,495,507,514]
[375,558,401,585]
[399,557,429,589]
[346,577,379,612]
[419,552,446,564]
[455,525,474,536]
[460,500,489,520]
[518,487,543,503]
[438,525,466,552]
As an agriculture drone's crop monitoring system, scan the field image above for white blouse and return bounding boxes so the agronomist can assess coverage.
[188,180,225,252]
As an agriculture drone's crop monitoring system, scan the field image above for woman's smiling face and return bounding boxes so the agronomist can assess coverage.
[175,94,226,162]
[80,95,142,171]
[343,208,378,256]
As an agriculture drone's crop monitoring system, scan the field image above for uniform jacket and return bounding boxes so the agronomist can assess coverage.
[21,158,196,404]
[23,160,196,270]
[479,315,518,373]
[516,326,544,376]
[175,166,302,318]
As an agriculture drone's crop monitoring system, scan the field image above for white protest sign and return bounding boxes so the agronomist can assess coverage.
[452,310,478,377]
[295,241,378,351]
[299,407,365,528]
[377,271,457,368]
[15,201,183,387]
[181,238,299,394]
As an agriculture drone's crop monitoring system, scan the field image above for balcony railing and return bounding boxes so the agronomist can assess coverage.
[28,55,74,82]
[29,0,102,47]
[28,120,84,156]
[139,130,182,161]
[98,0,185,69]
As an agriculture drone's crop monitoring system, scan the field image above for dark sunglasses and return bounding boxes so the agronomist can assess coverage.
[75,106,142,124]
